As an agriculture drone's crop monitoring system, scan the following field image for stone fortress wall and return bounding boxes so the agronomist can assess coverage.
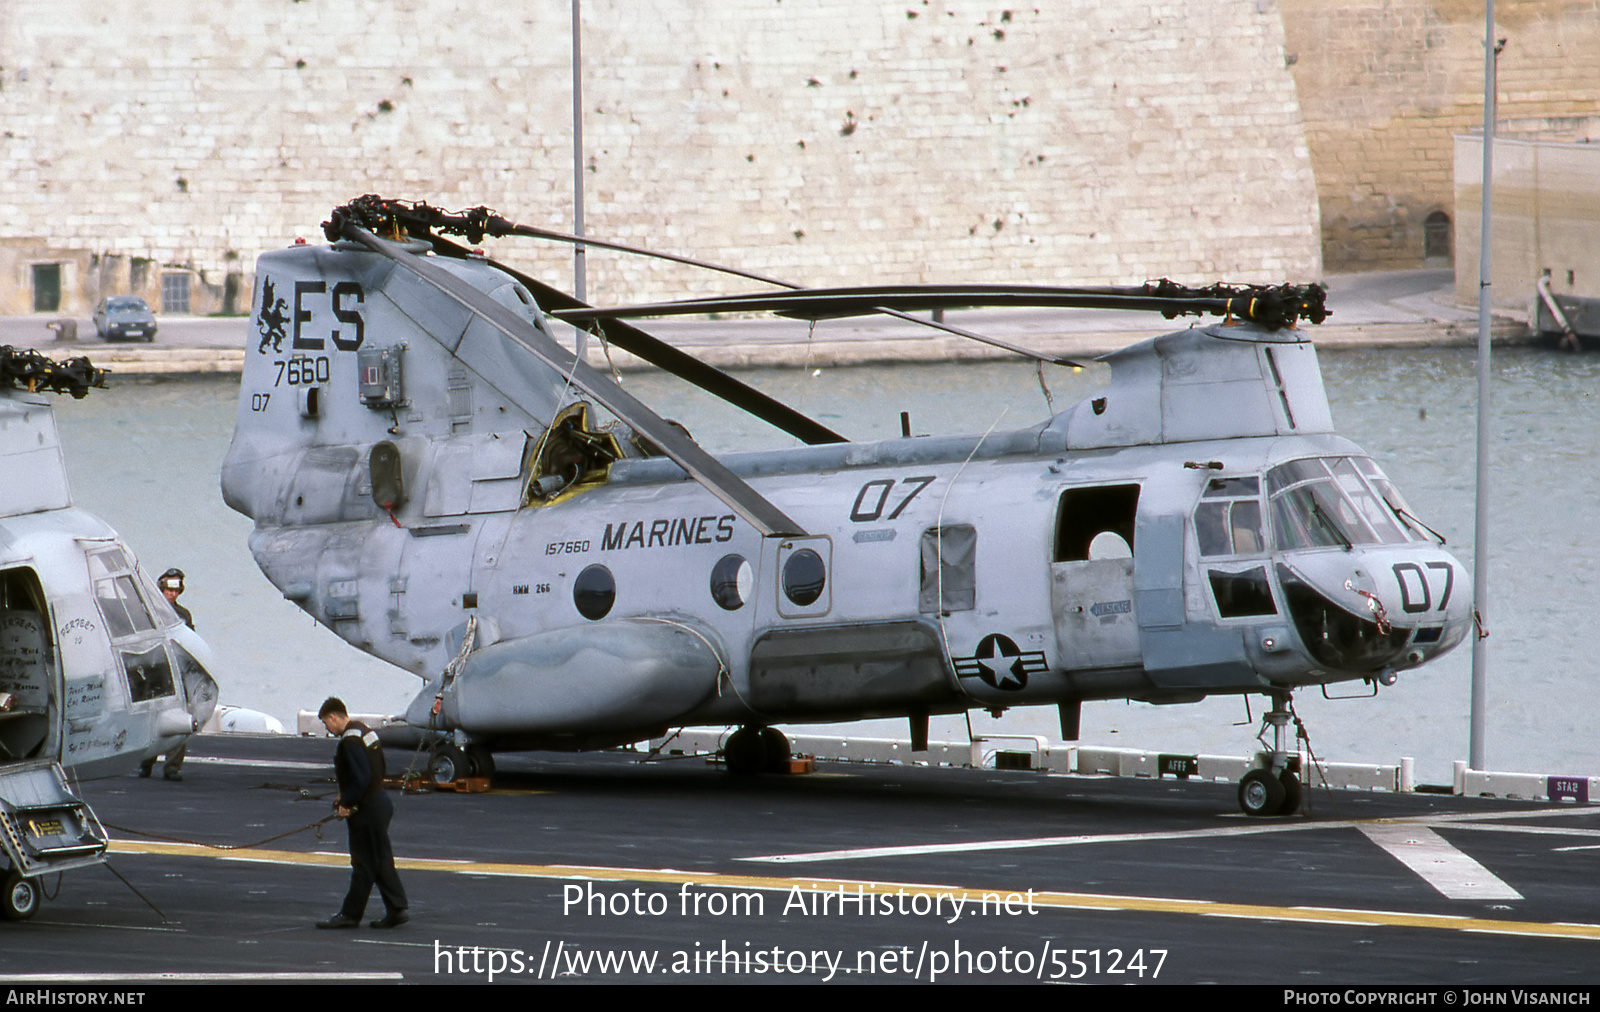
[1280,0,1600,272]
[0,1,1594,317]
[0,0,1321,315]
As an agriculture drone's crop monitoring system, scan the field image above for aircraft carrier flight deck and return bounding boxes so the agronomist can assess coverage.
[4,732,1598,986]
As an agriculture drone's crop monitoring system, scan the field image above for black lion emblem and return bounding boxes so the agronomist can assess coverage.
[256,277,289,354]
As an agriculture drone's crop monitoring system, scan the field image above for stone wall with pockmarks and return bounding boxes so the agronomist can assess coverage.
[0,0,1321,314]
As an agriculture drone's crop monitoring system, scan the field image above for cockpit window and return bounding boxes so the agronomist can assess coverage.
[95,575,155,639]
[1195,477,1265,558]
[86,548,131,580]
[122,644,175,702]
[1267,457,1409,551]
[88,548,160,640]
[1203,476,1259,498]
[1354,458,1432,543]
[1329,459,1405,542]
[1208,566,1277,617]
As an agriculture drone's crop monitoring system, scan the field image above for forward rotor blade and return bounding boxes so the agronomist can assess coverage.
[552,283,1327,331]
[342,224,808,538]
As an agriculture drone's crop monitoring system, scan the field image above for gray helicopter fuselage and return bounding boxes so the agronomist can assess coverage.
[0,387,221,778]
[222,243,1469,751]
[0,380,223,905]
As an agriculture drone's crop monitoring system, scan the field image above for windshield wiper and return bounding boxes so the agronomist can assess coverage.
[1383,497,1446,545]
[1310,499,1353,551]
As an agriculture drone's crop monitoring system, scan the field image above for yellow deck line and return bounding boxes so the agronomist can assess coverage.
[108,839,1600,942]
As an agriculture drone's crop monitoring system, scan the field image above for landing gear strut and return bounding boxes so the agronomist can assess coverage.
[1237,692,1302,817]
[722,726,791,776]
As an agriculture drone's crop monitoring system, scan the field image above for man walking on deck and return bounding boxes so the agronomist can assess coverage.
[315,697,409,929]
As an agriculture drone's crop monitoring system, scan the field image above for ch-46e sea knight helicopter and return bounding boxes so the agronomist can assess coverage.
[0,348,221,921]
[222,195,1470,817]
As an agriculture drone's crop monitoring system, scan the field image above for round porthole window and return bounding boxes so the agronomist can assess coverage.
[573,564,615,620]
[710,554,753,611]
[782,548,826,607]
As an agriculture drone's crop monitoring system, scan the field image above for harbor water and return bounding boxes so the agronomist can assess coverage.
[50,345,1600,785]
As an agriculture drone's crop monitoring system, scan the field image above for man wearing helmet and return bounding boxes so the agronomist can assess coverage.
[139,567,195,781]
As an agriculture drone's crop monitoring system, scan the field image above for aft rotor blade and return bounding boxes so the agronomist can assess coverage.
[530,279,850,445]
[507,223,795,290]
[497,224,1080,364]
[862,306,1083,368]
[422,235,845,446]
[341,224,808,538]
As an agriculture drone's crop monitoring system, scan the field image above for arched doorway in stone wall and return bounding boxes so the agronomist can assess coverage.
[1423,210,1453,267]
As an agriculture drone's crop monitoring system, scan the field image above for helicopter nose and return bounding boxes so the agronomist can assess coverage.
[1383,552,1472,659]
[1276,546,1471,673]
[1310,549,1467,635]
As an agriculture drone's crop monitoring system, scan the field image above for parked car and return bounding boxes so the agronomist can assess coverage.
[92,296,158,342]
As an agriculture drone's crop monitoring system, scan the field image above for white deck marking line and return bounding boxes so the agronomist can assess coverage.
[37,922,185,933]
[353,938,489,949]
[743,805,1600,864]
[1388,807,1600,825]
[741,821,1329,863]
[1358,824,1522,901]
[1441,822,1600,838]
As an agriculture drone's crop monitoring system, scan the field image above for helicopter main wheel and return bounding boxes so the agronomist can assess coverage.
[466,745,495,781]
[1238,768,1286,818]
[760,728,791,774]
[2,871,39,922]
[430,744,467,786]
[1278,770,1303,816]
[723,727,767,776]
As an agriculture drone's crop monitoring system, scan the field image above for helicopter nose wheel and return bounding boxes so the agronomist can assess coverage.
[722,726,792,775]
[1278,767,1303,814]
[1238,768,1285,816]
[1237,693,1303,817]
[1238,765,1302,817]
[2,870,40,921]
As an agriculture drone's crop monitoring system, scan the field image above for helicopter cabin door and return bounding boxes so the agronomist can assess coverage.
[0,567,110,885]
[1050,484,1141,669]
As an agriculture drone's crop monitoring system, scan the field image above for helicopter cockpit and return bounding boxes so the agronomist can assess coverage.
[1193,455,1466,681]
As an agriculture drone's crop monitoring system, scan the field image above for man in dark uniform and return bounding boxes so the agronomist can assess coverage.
[158,567,194,630]
[315,697,409,929]
[140,567,195,781]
